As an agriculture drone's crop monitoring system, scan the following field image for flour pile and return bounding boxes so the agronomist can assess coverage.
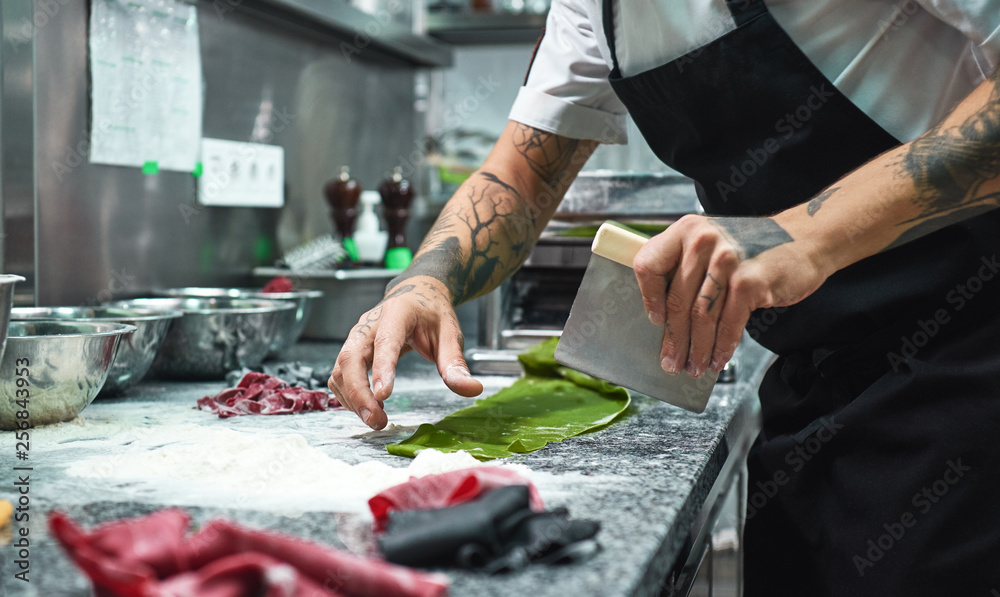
[66,428,526,510]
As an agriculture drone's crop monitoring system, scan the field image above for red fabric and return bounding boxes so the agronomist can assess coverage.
[197,372,342,418]
[158,553,337,597]
[48,509,449,597]
[262,276,295,293]
[368,468,545,533]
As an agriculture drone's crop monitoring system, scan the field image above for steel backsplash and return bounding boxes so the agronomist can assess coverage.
[12,1,422,306]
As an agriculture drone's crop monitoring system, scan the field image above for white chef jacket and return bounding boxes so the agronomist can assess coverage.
[508,0,1000,144]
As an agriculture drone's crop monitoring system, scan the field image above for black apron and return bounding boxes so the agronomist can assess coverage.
[600,1,1000,594]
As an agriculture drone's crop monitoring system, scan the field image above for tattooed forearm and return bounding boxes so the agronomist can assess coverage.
[885,69,1000,250]
[511,123,580,187]
[479,170,520,195]
[709,217,794,260]
[386,171,540,304]
[807,186,840,216]
[385,125,592,305]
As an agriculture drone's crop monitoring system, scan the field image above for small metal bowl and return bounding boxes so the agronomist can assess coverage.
[0,275,26,366]
[154,287,323,356]
[10,307,183,396]
[0,321,136,430]
[112,297,296,380]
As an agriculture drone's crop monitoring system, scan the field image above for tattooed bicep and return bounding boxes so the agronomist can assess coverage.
[510,123,589,188]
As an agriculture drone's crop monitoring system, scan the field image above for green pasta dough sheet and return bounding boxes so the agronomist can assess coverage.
[387,339,631,461]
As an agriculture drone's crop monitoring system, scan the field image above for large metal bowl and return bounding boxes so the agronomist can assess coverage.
[111,297,296,380]
[154,287,323,356]
[10,307,183,396]
[0,321,136,430]
[0,275,26,367]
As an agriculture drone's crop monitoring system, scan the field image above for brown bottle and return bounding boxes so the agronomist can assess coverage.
[379,167,415,269]
[324,166,362,262]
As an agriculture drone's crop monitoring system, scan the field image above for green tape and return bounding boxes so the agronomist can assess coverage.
[192,162,203,177]
[384,247,413,270]
[254,236,273,263]
[142,161,159,175]
[342,237,360,262]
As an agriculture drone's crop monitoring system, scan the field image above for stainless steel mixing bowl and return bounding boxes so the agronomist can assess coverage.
[0,321,136,430]
[0,275,26,368]
[154,287,323,356]
[10,307,183,396]
[112,297,296,380]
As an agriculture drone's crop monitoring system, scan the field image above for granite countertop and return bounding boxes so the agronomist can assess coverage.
[0,337,773,597]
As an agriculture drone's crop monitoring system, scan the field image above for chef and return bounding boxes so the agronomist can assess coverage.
[330,1,1000,594]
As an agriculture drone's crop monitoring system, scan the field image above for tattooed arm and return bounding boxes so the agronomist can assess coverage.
[640,68,1000,381]
[387,123,596,304]
[329,121,598,429]
[781,67,1000,267]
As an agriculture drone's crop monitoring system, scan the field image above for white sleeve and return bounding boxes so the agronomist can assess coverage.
[508,0,629,144]
[914,0,1000,75]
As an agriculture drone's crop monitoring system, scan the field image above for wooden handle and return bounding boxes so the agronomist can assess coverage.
[591,222,649,268]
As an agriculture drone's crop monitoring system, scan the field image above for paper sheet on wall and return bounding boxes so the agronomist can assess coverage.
[88,0,203,172]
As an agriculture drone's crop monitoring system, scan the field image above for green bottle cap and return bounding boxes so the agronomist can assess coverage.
[384,247,413,270]
[342,237,360,262]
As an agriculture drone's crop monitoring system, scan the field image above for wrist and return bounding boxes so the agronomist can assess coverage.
[771,211,841,281]
[385,273,456,305]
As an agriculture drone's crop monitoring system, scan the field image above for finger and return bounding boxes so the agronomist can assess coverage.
[633,229,682,327]
[687,272,728,378]
[688,247,740,377]
[436,323,483,398]
[370,309,409,403]
[711,275,754,372]
[335,334,387,430]
[328,367,349,411]
[658,244,711,374]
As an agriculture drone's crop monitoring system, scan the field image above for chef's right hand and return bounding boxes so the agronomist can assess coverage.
[328,276,484,430]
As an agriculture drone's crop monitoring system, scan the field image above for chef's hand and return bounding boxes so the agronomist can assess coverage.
[634,214,829,378]
[328,276,483,430]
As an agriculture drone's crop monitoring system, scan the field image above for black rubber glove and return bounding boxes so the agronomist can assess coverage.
[378,485,600,573]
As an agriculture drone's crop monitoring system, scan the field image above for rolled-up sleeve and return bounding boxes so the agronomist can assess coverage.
[508,0,629,144]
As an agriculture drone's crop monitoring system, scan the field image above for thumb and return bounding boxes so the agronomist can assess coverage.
[436,331,483,398]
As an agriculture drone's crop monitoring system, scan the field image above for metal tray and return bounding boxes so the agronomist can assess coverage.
[556,171,702,220]
[253,267,402,340]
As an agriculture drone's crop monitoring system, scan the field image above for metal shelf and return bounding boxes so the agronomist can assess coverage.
[244,0,454,67]
[426,12,547,45]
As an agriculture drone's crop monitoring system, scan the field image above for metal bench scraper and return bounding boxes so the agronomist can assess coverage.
[554,222,719,413]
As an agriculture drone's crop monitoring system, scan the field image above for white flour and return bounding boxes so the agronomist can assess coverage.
[66,427,528,512]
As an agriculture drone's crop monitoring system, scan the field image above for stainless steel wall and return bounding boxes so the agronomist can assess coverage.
[9,1,419,306]
[1,2,38,304]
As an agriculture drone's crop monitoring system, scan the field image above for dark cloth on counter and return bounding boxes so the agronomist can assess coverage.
[369,467,545,533]
[198,372,341,418]
[225,362,333,391]
[378,485,600,574]
[48,508,449,597]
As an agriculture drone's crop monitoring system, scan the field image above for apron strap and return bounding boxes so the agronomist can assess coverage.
[725,0,768,26]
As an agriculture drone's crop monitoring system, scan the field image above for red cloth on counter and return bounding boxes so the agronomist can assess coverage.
[368,468,545,533]
[262,276,295,293]
[197,372,341,418]
[48,508,449,597]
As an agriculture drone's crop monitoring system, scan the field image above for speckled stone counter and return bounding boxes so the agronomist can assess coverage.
[0,337,773,597]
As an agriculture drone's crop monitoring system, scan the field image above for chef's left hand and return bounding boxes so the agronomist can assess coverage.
[633,214,830,377]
